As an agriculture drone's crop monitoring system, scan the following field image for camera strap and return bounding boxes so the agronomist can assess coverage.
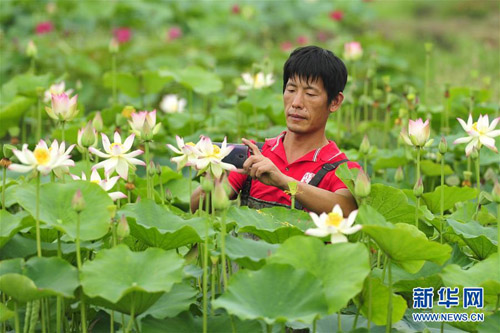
[240,158,349,210]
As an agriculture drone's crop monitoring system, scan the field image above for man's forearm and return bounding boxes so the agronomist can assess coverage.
[278,176,358,216]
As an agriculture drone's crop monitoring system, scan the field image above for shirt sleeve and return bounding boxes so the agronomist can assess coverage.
[227,170,247,194]
[322,160,362,192]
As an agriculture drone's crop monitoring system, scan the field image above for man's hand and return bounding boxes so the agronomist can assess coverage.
[236,138,291,190]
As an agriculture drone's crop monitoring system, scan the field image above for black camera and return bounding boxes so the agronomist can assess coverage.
[213,142,264,169]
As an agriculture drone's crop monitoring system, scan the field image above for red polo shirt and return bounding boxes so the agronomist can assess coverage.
[228,131,361,207]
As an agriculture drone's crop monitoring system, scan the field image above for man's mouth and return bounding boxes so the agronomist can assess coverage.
[288,113,306,120]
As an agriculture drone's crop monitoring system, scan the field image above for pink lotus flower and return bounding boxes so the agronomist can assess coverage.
[400,118,433,148]
[191,136,236,179]
[329,10,344,21]
[129,110,161,141]
[167,27,182,41]
[44,82,73,103]
[35,21,54,35]
[343,42,363,61]
[9,140,75,177]
[113,28,131,44]
[454,114,500,156]
[71,169,127,201]
[89,132,145,180]
[280,41,293,52]
[231,4,240,14]
[296,35,308,45]
[45,92,79,121]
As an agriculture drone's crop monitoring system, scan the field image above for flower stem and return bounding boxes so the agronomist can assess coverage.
[2,167,6,210]
[145,141,151,199]
[111,54,117,106]
[23,301,31,333]
[337,311,342,331]
[61,121,65,143]
[76,212,87,333]
[188,89,194,133]
[425,51,430,105]
[189,168,193,213]
[291,194,295,210]
[202,192,210,333]
[416,147,421,184]
[386,258,393,333]
[221,209,228,290]
[14,301,20,333]
[85,148,91,179]
[125,294,135,333]
[363,77,369,121]
[474,151,481,198]
[37,92,42,141]
[415,197,420,229]
[36,172,42,257]
[497,204,499,278]
[440,153,445,244]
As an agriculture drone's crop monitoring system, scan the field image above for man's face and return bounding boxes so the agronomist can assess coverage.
[283,76,335,135]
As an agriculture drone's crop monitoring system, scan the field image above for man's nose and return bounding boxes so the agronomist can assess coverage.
[291,92,304,109]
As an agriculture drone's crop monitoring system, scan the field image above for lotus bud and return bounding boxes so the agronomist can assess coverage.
[359,135,370,155]
[469,147,479,160]
[424,43,433,53]
[156,163,162,176]
[463,171,472,181]
[165,189,173,201]
[478,192,492,205]
[26,40,37,58]
[354,169,371,198]
[72,189,85,213]
[445,175,460,187]
[125,182,135,191]
[394,166,404,183]
[109,38,119,54]
[382,75,390,86]
[107,205,117,219]
[406,93,416,102]
[201,175,214,193]
[78,121,97,148]
[484,168,497,183]
[0,158,11,168]
[210,255,219,265]
[92,112,103,132]
[492,182,500,203]
[213,178,230,210]
[148,161,156,177]
[438,136,447,154]
[116,215,130,240]
[413,177,424,198]
[287,181,299,196]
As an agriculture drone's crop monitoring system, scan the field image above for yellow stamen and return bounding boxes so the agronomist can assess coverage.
[207,145,221,158]
[326,212,343,227]
[186,142,195,146]
[471,122,485,135]
[91,180,100,184]
[34,147,51,165]
[110,143,122,149]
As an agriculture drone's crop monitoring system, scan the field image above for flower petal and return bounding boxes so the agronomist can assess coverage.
[305,228,330,238]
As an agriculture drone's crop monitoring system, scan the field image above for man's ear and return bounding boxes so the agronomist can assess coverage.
[329,92,344,113]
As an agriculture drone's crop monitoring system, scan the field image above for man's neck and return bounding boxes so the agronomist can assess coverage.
[282,130,329,163]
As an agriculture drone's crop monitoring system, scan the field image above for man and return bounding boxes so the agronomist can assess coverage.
[192,46,360,216]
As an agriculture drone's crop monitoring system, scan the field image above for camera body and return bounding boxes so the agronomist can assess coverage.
[213,142,263,169]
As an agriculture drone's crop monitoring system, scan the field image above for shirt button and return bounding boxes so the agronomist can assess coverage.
[285,167,289,171]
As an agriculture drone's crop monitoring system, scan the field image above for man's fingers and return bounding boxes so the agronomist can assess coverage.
[242,138,262,156]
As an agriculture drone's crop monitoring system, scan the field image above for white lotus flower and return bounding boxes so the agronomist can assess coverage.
[238,72,275,91]
[193,136,236,178]
[129,110,161,141]
[71,169,126,201]
[343,42,363,61]
[166,135,199,170]
[160,94,186,113]
[400,118,433,148]
[44,82,74,103]
[45,92,79,121]
[453,114,500,156]
[305,204,361,243]
[9,139,75,177]
[89,132,145,180]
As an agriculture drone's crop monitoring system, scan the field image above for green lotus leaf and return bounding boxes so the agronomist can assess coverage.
[440,253,500,305]
[141,282,197,320]
[267,236,370,313]
[0,210,31,248]
[362,223,452,273]
[478,312,500,333]
[0,302,15,322]
[364,184,417,224]
[0,257,79,302]
[222,235,280,270]
[422,186,478,214]
[420,160,454,177]
[335,163,359,194]
[354,277,407,326]
[212,263,329,325]
[141,70,174,94]
[226,206,312,244]
[102,71,140,97]
[447,219,497,260]
[14,181,113,241]
[119,199,214,250]
[81,245,184,313]
[141,311,262,333]
[175,66,223,95]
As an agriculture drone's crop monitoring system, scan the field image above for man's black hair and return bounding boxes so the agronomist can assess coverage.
[283,46,348,105]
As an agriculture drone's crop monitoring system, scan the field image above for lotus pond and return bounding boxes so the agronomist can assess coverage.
[0,1,499,333]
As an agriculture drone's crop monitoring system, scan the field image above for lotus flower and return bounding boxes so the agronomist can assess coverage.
[400,118,433,148]
[343,42,363,61]
[167,27,182,40]
[296,35,308,45]
[453,114,500,156]
[71,169,126,201]
[238,72,275,91]
[113,27,131,43]
[129,110,161,141]
[44,82,74,103]
[77,121,98,149]
[192,136,236,178]
[280,41,293,52]
[9,140,75,177]
[305,205,361,243]
[329,10,344,21]
[89,132,145,180]
[160,94,187,113]
[166,136,199,170]
[45,92,79,121]
[35,21,53,35]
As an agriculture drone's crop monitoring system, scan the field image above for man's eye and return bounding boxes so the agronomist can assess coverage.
[306,93,316,97]
[287,89,295,93]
